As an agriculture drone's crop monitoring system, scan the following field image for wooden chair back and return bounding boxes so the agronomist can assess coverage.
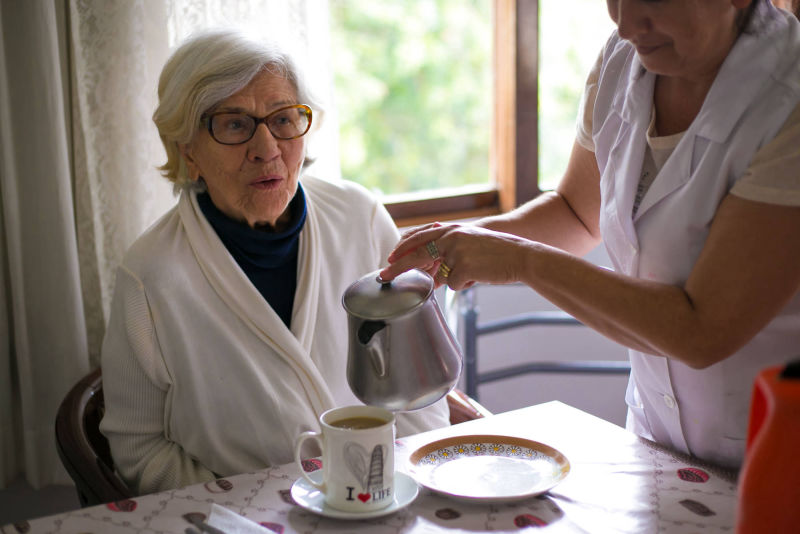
[54,368,132,507]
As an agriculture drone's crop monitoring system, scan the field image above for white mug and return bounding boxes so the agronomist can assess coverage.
[294,405,396,512]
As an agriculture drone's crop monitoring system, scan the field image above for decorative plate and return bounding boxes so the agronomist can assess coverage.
[406,434,570,502]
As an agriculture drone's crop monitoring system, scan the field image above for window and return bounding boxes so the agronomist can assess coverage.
[538,0,615,190]
[329,0,614,227]
[329,0,495,227]
[329,2,491,196]
[167,1,615,228]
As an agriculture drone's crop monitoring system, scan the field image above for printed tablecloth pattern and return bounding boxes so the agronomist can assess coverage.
[1,402,738,533]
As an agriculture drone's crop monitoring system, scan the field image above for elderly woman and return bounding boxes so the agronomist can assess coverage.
[382,0,800,470]
[99,29,450,495]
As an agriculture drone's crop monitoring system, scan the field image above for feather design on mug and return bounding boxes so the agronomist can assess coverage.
[343,442,369,490]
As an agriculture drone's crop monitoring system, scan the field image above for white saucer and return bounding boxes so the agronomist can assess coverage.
[406,434,570,503]
[290,470,419,520]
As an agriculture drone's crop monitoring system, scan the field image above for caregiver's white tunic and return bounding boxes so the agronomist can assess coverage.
[585,4,800,467]
[100,175,450,494]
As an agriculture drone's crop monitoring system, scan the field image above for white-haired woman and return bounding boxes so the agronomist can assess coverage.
[99,29,449,495]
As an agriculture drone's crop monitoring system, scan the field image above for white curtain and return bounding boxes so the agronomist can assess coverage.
[70,0,175,366]
[0,0,334,490]
[0,0,91,488]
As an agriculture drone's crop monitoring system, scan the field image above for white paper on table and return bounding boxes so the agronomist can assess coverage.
[207,503,265,534]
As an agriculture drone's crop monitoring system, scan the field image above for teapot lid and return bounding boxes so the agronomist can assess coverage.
[342,269,433,319]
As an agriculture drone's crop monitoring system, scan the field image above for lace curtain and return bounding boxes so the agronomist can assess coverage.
[0,0,335,489]
[70,0,175,368]
[72,0,337,368]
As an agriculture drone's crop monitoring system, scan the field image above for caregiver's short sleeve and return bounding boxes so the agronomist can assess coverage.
[731,102,800,207]
[575,49,603,152]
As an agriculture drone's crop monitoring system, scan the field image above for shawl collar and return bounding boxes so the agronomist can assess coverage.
[178,188,336,416]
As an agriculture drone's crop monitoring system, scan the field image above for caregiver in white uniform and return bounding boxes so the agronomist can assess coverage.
[380,0,800,469]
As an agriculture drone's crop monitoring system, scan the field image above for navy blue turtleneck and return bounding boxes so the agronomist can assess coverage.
[197,185,307,328]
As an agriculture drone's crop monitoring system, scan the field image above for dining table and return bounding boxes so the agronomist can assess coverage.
[1,401,739,533]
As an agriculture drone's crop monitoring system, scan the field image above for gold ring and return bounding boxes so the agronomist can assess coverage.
[438,262,452,278]
[425,241,440,260]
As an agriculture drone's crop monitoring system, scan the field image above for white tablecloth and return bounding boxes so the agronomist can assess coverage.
[1,401,738,533]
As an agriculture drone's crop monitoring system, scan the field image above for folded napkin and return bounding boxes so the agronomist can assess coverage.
[207,503,265,534]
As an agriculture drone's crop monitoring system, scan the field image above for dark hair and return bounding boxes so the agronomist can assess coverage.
[736,0,762,33]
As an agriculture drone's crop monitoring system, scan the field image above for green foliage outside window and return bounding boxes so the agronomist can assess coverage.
[329,0,492,197]
[539,0,615,191]
[329,0,614,197]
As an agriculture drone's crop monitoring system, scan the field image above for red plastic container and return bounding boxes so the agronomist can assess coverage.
[736,360,800,533]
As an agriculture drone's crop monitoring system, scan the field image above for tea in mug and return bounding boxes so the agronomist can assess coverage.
[330,416,386,430]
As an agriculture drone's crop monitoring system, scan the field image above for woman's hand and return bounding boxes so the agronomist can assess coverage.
[379,222,534,290]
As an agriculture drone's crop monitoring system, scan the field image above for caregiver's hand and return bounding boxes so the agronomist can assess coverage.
[379,221,535,290]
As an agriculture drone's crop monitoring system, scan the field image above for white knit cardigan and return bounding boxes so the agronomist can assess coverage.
[100,175,450,495]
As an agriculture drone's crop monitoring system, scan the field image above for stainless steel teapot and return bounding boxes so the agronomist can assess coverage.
[342,269,463,411]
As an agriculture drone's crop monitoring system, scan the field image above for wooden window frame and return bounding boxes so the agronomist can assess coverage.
[385,0,539,228]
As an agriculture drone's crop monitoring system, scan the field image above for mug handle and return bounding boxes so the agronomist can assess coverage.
[294,431,325,491]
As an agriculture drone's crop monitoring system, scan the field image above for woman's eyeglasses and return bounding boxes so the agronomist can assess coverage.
[201,104,312,145]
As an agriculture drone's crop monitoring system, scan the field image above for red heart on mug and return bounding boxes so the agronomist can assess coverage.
[357,493,371,503]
